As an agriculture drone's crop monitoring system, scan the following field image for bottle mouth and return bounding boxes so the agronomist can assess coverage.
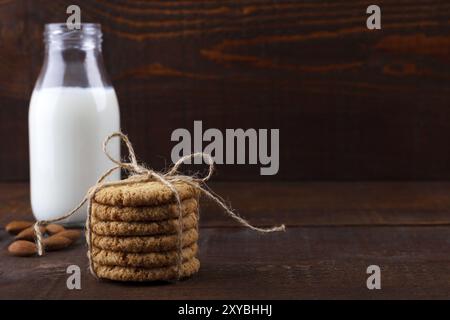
[44,23,102,48]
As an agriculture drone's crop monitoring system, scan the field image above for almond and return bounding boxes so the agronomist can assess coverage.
[46,223,65,235]
[5,220,34,235]
[15,226,46,241]
[43,235,73,251]
[58,229,82,242]
[8,240,37,257]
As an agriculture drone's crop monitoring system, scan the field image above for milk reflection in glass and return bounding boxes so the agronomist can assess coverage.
[29,24,120,225]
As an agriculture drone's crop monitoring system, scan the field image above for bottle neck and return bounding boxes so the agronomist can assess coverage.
[45,44,103,64]
[44,23,102,50]
[35,23,111,90]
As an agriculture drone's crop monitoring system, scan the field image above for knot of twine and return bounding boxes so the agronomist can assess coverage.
[33,132,285,280]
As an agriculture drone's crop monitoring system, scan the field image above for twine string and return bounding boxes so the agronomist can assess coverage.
[34,132,286,279]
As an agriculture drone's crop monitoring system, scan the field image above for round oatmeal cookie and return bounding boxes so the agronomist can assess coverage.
[90,211,198,236]
[93,257,200,281]
[90,228,198,253]
[92,198,198,222]
[93,180,199,207]
[91,243,198,268]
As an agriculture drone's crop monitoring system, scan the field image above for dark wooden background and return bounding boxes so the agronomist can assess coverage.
[0,0,449,181]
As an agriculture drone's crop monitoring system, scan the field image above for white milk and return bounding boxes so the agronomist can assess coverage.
[29,87,120,225]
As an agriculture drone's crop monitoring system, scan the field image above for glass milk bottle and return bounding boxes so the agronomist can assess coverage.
[29,23,120,226]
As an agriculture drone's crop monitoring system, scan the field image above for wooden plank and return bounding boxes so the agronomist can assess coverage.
[3,182,450,227]
[1,182,449,299]
[0,0,31,181]
[0,227,449,299]
[0,1,449,180]
[204,181,450,226]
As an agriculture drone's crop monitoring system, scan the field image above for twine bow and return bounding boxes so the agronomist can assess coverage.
[33,132,285,279]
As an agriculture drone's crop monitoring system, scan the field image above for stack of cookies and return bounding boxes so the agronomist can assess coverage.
[89,180,201,282]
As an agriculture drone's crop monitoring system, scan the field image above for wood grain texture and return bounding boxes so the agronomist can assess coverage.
[0,182,450,299]
[0,1,449,181]
[1,227,450,299]
[3,182,450,227]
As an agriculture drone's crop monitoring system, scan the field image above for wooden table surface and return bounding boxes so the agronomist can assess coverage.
[1,182,450,299]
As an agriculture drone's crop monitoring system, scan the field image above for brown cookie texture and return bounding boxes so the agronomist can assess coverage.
[91,243,198,268]
[93,257,200,281]
[90,211,198,236]
[92,198,198,222]
[93,180,199,207]
[90,228,198,253]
